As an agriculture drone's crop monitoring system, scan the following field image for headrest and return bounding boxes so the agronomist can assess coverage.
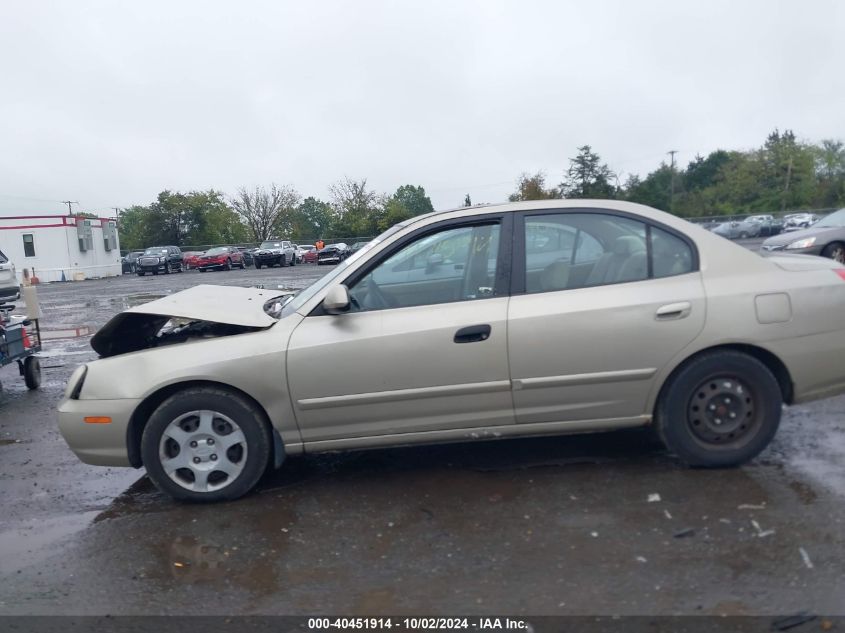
[613,235,646,256]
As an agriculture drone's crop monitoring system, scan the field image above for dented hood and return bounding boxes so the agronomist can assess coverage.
[91,285,285,357]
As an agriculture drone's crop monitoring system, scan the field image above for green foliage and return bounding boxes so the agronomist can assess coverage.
[292,197,334,240]
[560,146,616,199]
[509,172,559,201]
[118,190,247,249]
[329,178,385,237]
[378,185,434,232]
[463,193,472,207]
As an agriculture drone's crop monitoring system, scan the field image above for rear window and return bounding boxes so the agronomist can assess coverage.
[206,247,228,255]
[144,248,169,255]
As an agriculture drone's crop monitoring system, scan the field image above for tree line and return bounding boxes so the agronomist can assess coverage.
[512,129,845,217]
[118,129,845,250]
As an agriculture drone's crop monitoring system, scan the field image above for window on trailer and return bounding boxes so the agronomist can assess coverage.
[23,233,35,257]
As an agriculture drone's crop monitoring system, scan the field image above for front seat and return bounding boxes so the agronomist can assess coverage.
[584,235,646,286]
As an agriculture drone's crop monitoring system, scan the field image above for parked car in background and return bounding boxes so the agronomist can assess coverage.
[197,246,245,272]
[181,251,204,270]
[349,241,371,255]
[301,245,318,264]
[121,251,144,274]
[137,246,183,275]
[254,239,296,268]
[0,249,20,302]
[294,244,312,264]
[317,242,350,265]
[784,213,819,231]
[761,208,845,263]
[746,215,782,236]
[57,199,845,501]
[711,220,761,240]
[236,247,254,267]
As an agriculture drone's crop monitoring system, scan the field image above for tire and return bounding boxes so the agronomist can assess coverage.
[821,241,845,264]
[281,255,287,267]
[23,356,41,390]
[255,262,262,269]
[199,268,206,273]
[153,271,159,275]
[655,350,782,467]
[165,262,171,274]
[140,387,273,502]
[739,232,749,239]
[137,272,145,277]
[226,259,232,271]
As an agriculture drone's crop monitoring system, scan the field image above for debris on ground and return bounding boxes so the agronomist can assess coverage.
[738,503,767,510]
[647,493,661,503]
[751,519,776,538]
[673,528,696,539]
[663,509,673,520]
[799,547,814,570]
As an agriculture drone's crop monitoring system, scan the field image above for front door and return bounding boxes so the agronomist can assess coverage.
[287,218,515,444]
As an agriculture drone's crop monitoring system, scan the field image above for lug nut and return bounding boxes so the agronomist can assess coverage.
[709,404,716,411]
[714,418,722,425]
[729,412,737,419]
[193,457,201,464]
[210,454,217,461]
[190,441,198,448]
[207,438,215,446]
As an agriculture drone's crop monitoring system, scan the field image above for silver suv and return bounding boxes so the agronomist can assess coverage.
[0,249,20,302]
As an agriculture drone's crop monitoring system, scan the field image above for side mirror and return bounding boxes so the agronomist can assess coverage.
[324,285,351,314]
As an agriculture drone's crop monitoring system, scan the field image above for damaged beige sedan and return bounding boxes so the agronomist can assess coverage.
[58,200,845,501]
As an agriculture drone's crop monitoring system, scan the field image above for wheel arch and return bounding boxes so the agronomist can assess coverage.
[654,343,794,417]
[126,379,283,468]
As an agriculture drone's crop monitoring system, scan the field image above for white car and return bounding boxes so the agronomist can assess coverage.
[0,249,20,302]
[58,199,845,502]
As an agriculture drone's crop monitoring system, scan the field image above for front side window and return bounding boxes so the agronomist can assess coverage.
[23,234,35,257]
[348,223,501,311]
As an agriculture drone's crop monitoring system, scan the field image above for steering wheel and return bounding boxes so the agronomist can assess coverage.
[361,276,397,310]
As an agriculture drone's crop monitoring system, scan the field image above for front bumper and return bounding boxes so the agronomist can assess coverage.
[57,397,141,467]
[318,256,340,263]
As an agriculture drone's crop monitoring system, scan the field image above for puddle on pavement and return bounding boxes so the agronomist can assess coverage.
[0,510,100,572]
[0,439,21,446]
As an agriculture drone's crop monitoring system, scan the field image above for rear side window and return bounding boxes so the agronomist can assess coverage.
[650,226,693,278]
[0,249,7,263]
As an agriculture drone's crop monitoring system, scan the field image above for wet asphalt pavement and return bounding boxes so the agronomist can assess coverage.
[1,244,845,616]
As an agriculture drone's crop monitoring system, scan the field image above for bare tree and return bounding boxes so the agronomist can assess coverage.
[230,184,300,241]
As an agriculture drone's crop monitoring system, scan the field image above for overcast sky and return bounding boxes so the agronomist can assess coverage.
[1,0,843,215]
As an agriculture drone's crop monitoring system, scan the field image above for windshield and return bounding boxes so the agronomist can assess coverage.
[144,248,168,255]
[205,247,227,255]
[260,241,282,249]
[282,222,409,317]
[814,209,845,228]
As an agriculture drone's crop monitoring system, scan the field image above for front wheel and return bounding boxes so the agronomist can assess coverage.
[655,350,782,467]
[140,387,273,502]
[255,262,262,269]
[165,262,171,274]
[280,255,287,267]
[821,241,845,264]
[226,259,232,271]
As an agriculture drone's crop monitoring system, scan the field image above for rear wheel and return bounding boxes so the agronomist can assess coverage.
[656,350,782,467]
[225,259,232,271]
[739,231,749,239]
[281,255,287,267]
[23,356,41,390]
[165,262,171,274]
[140,387,273,502]
[255,262,262,269]
[137,272,145,277]
[821,241,845,264]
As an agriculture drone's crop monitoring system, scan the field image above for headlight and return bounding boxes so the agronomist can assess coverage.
[65,364,88,399]
[786,237,816,249]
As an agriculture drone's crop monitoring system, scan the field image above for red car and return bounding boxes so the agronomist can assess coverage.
[197,246,246,272]
[301,245,318,263]
[182,251,204,270]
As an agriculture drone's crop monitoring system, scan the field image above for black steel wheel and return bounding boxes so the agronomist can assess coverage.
[821,241,845,264]
[656,350,782,467]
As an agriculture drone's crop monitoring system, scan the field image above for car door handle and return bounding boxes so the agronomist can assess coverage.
[655,301,692,320]
[454,324,491,343]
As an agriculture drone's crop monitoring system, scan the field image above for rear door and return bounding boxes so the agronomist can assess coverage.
[507,209,706,425]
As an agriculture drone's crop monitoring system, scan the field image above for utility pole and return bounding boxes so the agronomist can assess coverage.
[667,150,678,213]
[61,200,78,215]
[112,207,121,227]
